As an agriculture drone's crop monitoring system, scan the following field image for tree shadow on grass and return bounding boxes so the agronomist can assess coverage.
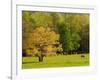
[22,61,39,64]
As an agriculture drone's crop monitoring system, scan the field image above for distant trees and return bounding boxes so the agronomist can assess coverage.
[22,11,89,61]
[79,24,89,53]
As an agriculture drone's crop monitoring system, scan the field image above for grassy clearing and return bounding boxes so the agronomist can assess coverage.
[22,54,89,69]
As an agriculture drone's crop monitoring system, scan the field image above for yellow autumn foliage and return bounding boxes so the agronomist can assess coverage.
[23,26,61,56]
[29,26,59,46]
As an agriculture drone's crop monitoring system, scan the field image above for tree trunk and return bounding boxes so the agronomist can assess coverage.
[38,56,43,62]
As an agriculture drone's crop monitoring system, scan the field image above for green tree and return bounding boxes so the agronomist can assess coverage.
[30,12,53,27]
[58,23,73,53]
[58,13,82,54]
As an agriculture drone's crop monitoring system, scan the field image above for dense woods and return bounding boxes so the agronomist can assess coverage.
[22,11,89,62]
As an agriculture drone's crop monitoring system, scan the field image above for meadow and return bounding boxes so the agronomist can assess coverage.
[22,54,89,69]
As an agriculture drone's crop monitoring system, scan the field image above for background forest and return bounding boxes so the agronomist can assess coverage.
[22,11,89,69]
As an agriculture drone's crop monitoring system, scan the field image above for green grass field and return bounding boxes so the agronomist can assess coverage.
[22,54,89,69]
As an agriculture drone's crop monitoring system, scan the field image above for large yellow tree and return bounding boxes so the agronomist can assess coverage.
[26,26,60,62]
